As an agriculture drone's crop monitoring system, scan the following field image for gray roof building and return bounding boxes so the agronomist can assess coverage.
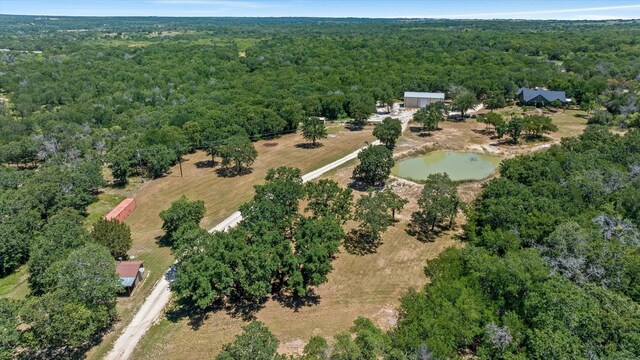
[517,87,568,106]
[404,92,445,108]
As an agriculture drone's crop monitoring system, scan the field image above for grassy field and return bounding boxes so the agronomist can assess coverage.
[125,107,589,358]
[130,163,463,358]
[86,124,374,359]
[0,265,30,299]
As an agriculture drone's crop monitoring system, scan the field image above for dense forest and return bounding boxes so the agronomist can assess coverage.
[0,16,640,358]
[220,127,640,360]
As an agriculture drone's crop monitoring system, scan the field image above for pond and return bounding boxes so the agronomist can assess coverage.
[392,151,503,182]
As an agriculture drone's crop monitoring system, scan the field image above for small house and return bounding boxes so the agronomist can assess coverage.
[116,261,145,295]
[516,87,568,107]
[404,92,445,108]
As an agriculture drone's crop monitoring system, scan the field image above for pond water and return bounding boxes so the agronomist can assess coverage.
[392,151,503,181]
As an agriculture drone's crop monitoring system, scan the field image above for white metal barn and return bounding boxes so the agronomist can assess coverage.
[404,92,445,108]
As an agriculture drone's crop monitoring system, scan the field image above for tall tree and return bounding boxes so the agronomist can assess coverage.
[91,218,133,260]
[304,179,353,223]
[373,117,402,149]
[216,321,283,360]
[413,104,444,134]
[412,173,461,239]
[354,190,396,244]
[452,89,478,119]
[218,135,258,174]
[301,117,328,147]
[352,145,394,187]
[159,196,206,242]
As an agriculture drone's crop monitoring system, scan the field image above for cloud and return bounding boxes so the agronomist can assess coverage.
[153,0,280,8]
[426,4,640,19]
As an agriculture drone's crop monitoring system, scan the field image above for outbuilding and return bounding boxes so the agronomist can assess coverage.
[105,198,136,222]
[404,92,445,108]
[116,261,145,295]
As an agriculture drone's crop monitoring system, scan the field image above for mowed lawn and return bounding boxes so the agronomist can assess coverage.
[86,125,374,360]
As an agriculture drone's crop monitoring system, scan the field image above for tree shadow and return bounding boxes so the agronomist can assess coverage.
[195,160,217,168]
[345,123,366,131]
[273,289,321,312]
[155,234,172,248]
[471,128,495,136]
[224,295,266,321]
[348,180,385,192]
[165,298,217,330]
[406,213,443,243]
[343,229,380,255]
[295,142,324,149]
[215,167,252,178]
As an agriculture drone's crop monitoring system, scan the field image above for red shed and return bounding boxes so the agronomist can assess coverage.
[105,198,136,222]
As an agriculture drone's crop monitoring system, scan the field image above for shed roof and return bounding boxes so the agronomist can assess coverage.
[116,261,143,278]
[517,87,567,103]
[404,92,445,99]
[105,198,135,221]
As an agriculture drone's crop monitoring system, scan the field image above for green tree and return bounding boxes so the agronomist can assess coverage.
[348,96,375,127]
[141,144,177,179]
[522,114,558,138]
[477,112,505,133]
[20,291,101,350]
[412,173,461,239]
[287,217,343,296]
[301,117,328,147]
[352,145,394,187]
[91,218,132,260]
[218,135,258,174]
[28,208,90,295]
[216,321,283,360]
[354,190,396,244]
[485,92,506,111]
[413,104,442,134]
[372,117,402,149]
[56,243,121,308]
[452,89,478,119]
[107,146,134,185]
[506,116,524,144]
[304,179,353,223]
[183,120,203,150]
[378,188,408,220]
[0,299,20,360]
[303,336,329,359]
[159,196,206,241]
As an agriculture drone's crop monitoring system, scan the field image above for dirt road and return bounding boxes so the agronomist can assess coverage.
[104,115,412,359]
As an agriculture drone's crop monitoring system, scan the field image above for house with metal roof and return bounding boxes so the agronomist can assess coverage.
[116,261,144,295]
[517,87,568,106]
[404,91,445,108]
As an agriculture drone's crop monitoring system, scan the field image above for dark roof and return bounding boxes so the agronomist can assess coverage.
[517,87,567,103]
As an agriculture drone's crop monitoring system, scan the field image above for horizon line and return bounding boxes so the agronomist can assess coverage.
[1,13,639,21]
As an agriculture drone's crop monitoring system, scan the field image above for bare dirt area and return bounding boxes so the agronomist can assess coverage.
[398,108,588,159]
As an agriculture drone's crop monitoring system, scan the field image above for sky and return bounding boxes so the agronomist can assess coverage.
[1,0,640,19]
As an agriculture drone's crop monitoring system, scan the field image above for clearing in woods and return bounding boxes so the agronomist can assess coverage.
[128,109,588,358]
[85,124,375,360]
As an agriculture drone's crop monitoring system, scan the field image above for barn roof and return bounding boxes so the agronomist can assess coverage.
[116,261,143,278]
[404,92,445,99]
[517,87,567,103]
[105,198,135,221]
[116,261,143,287]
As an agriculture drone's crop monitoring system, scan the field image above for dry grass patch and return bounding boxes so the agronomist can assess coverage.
[86,126,373,359]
